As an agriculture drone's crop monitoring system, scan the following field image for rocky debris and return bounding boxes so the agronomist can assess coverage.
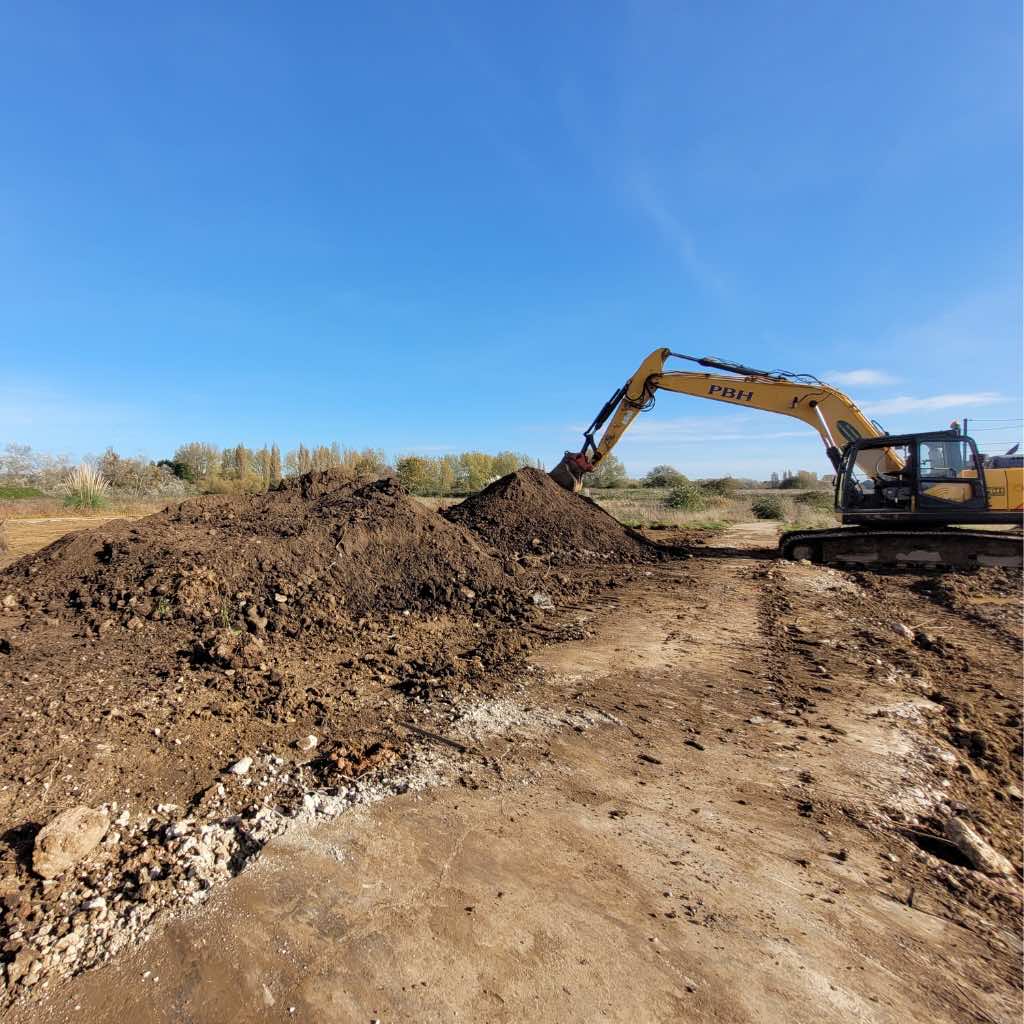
[0,687,602,1007]
[944,817,1015,876]
[0,468,655,1018]
[32,806,109,880]
[444,467,658,565]
[0,468,635,882]
[0,741,453,1005]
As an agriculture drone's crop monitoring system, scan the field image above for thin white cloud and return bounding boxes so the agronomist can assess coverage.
[625,169,728,296]
[825,369,897,387]
[865,392,1005,416]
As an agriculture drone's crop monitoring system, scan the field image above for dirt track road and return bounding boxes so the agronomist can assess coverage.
[11,525,1022,1023]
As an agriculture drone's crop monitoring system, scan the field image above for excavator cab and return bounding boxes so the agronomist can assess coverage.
[836,430,994,525]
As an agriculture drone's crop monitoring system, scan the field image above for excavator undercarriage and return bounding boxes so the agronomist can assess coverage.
[779,527,1021,569]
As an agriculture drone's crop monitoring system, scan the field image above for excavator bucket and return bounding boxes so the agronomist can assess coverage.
[549,452,588,493]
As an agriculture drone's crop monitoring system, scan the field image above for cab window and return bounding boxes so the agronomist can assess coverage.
[918,440,973,479]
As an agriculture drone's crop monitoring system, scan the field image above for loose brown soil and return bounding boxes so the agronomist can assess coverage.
[443,467,658,564]
[0,471,622,823]
[8,524,1022,1024]
[0,469,652,988]
[0,480,1021,1021]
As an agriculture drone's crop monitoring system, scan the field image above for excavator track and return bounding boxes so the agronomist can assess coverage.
[779,527,1023,569]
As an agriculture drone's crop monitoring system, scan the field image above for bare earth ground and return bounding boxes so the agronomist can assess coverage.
[7,523,1021,1024]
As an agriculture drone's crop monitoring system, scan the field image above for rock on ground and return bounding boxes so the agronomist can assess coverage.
[32,806,108,880]
[944,817,1015,876]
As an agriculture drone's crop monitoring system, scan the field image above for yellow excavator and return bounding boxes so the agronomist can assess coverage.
[551,349,1023,568]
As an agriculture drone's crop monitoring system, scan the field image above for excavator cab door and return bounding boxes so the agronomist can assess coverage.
[837,438,914,514]
[916,436,987,512]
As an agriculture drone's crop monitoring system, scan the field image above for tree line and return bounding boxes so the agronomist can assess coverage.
[0,442,542,499]
[584,457,829,490]
[168,443,542,495]
[1,442,827,500]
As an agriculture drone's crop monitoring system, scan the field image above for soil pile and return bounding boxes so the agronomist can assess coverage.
[444,467,656,565]
[7,471,516,632]
[0,471,576,868]
[0,467,656,1002]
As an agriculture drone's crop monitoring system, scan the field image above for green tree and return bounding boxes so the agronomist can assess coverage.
[643,464,687,488]
[173,442,220,481]
[491,450,534,478]
[338,447,390,480]
[253,447,271,487]
[157,458,195,483]
[751,495,786,519]
[701,476,738,497]
[235,444,250,480]
[665,480,712,511]
[588,454,629,488]
[435,454,459,495]
[458,452,495,492]
[310,445,338,471]
[396,455,435,494]
[779,469,819,490]
[285,444,313,476]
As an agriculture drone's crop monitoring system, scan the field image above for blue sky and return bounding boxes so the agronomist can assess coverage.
[2,1,1021,479]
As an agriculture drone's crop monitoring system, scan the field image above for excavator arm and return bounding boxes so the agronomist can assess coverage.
[552,349,891,491]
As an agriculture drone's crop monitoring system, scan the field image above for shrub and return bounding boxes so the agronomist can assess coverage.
[61,464,109,511]
[751,495,785,520]
[665,480,712,511]
[157,458,196,483]
[778,470,821,490]
[203,474,265,495]
[644,465,687,488]
[701,477,738,497]
[795,490,834,512]
[0,485,44,499]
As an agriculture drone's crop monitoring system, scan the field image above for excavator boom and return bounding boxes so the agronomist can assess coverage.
[553,349,891,489]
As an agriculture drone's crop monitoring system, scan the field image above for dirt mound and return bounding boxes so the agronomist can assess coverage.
[0,468,645,1000]
[5,471,522,633]
[444,468,656,565]
[0,471,592,869]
